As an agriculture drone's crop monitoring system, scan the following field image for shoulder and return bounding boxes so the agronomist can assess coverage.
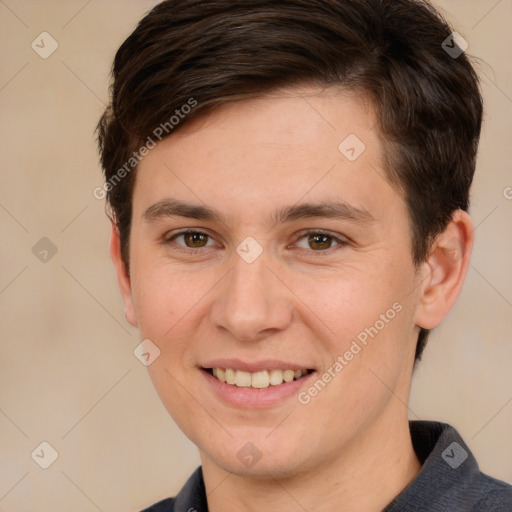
[471,475,512,512]
[385,421,512,511]
[139,466,206,512]
[140,497,176,511]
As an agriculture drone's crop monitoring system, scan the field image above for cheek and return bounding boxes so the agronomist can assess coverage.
[130,261,218,365]
[146,360,209,448]
[287,264,405,338]
[131,275,174,338]
[131,257,188,327]
[290,260,416,390]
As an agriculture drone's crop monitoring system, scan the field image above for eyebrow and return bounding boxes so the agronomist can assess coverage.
[142,198,375,225]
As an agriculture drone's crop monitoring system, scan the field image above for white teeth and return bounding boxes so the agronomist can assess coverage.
[269,369,284,386]
[235,370,252,387]
[225,368,236,385]
[283,369,295,382]
[210,367,308,388]
[251,370,270,389]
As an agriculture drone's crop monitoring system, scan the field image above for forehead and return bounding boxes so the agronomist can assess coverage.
[133,86,400,224]
[172,86,379,158]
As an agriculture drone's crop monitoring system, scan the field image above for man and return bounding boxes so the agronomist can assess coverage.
[97,0,512,510]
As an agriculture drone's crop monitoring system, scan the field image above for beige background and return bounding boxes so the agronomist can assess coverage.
[0,1,511,510]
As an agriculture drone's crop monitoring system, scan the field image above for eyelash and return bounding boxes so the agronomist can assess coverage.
[163,229,349,254]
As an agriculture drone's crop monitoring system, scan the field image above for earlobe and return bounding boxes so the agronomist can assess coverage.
[109,222,138,327]
[415,210,474,330]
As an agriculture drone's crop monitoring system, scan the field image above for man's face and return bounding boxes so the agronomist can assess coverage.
[122,87,425,477]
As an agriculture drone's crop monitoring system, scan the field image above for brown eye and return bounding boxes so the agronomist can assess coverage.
[167,230,214,249]
[183,232,209,248]
[308,233,334,250]
[294,230,347,252]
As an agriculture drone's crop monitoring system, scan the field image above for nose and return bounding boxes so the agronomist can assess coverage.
[210,253,293,343]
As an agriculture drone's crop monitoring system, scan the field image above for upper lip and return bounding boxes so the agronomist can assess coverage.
[201,358,314,373]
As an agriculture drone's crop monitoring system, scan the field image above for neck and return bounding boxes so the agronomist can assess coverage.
[202,411,421,512]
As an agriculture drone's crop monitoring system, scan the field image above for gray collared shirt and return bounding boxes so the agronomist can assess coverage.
[142,421,512,511]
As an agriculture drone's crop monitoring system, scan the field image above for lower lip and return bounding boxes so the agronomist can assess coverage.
[201,369,316,409]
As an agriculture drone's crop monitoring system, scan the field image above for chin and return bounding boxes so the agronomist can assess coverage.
[201,437,315,480]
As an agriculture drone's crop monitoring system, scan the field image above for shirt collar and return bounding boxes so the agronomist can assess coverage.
[383,420,480,510]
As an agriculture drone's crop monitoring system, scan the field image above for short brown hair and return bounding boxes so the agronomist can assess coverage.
[97,0,483,361]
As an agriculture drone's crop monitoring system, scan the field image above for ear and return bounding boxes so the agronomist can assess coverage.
[415,210,474,330]
[110,222,138,327]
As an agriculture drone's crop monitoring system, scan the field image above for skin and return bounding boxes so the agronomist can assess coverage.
[111,86,474,511]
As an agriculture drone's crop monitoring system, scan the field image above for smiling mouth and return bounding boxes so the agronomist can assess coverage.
[203,367,314,389]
